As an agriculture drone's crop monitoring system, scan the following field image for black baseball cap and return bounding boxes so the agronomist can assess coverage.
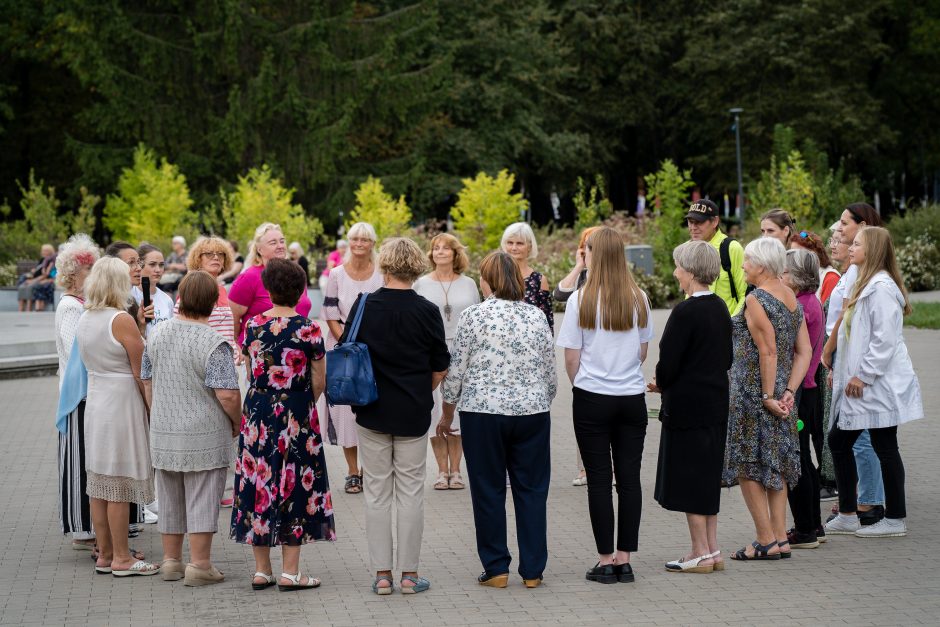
[684,199,719,222]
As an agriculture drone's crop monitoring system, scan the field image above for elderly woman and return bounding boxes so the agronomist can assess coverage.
[723,238,812,561]
[648,240,732,574]
[174,237,238,355]
[826,227,922,538]
[342,238,449,595]
[500,222,553,332]
[19,243,57,311]
[441,251,556,590]
[141,271,242,586]
[54,234,100,550]
[230,223,312,348]
[760,209,796,248]
[414,233,480,490]
[133,244,175,336]
[791,230,840,303]
[231,258,335,591]
[78,257,159,576]
[159,235,188,293]
[322,222,384,494]
[782,249,825,549]
[557,227,652,584]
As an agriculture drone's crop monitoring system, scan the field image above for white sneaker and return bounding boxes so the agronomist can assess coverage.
[824,514,860,535]
[143,507,159,524]
[145,499,159,514]
[855,517,907,538]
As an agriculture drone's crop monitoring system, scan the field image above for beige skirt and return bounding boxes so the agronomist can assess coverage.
[87,471,154,504]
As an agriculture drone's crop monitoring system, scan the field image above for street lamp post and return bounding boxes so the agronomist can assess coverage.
[729,107,744,222]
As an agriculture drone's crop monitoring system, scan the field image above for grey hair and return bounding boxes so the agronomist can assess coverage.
[673,240,721,285]
[55,233,101,290]
[785,248,820,294]
[172,235,186,247]
[743,237,787,277]
[500,222,538,259]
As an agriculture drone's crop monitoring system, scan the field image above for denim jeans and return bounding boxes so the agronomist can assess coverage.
[854,430,885,506]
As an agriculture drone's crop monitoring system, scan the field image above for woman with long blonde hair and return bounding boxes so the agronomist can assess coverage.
[827,226,922,538]
[557,226,652,584]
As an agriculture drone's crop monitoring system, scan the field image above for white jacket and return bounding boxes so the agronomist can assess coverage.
[831,271,923,430]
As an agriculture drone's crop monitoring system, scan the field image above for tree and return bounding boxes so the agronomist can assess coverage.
[221,165,322,249]
[103,145,194,248]
[452,170,527,252]
[346,177,412,242]
[645,159,695,278]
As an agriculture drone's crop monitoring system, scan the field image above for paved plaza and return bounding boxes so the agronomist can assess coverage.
[1,310,938,626]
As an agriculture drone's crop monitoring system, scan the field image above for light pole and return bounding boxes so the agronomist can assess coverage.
[729,107,744,222]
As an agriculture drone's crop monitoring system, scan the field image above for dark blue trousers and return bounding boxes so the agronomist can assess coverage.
[460,411,551,580]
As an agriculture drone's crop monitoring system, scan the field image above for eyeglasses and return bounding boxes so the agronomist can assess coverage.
[200,251,225,259]
[123,258,143,268]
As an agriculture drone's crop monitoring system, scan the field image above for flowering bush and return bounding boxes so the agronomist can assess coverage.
[896,234,939,292]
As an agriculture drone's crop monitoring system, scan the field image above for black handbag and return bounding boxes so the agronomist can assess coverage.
[325,293,379,407]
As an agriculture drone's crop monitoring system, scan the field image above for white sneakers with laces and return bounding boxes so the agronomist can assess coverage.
[824,513,860,535]
[855,518,907,538]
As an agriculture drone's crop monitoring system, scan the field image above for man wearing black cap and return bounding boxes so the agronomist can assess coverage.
[685,200,747,315]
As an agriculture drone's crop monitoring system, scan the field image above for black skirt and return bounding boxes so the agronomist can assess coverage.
[654,421,727,516]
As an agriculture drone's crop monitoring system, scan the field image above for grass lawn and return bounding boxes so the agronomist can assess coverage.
[906,302,940,330]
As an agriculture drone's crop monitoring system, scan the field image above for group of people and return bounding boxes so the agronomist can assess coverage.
[52,201,923,593]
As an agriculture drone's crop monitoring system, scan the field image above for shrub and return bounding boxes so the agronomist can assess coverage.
[345,176,412,242]
[104,144,195,248]
[896,234,940,292]
[221,165,323,250]
[573,175,612,232]
[452,170,527,253]
[887,204,940,244]
[751,150,815,225]
[0,262,17,287]
[633,269,672,309]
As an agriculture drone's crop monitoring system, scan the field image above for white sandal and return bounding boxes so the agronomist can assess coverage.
[664,554,714,574]
[112,560,160,577]
[433,472,450,490]
[707,550,725,571]
[278,571,321,591]
[252,571,276,590]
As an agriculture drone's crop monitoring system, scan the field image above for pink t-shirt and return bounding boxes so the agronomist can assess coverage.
[797,291,824,389]
[229,264,311,345]
[322,250,344,277]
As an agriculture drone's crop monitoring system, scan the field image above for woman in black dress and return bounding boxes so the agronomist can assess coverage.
[649,240,733,574]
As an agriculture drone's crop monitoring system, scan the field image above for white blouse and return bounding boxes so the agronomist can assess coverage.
[55,295,84,388]
[413,274,480,345]
[442,297,557,415]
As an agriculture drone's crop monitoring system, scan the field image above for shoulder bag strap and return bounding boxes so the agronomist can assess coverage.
[720,237,738,302]
[345,292,369,343]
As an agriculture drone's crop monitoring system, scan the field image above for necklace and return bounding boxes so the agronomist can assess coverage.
[436,272,455,321]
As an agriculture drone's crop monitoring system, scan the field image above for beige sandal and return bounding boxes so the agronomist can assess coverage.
[161,558,185,581]
[448,473,466,489]
[433,472,450,490]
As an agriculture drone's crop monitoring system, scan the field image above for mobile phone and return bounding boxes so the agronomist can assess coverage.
[141,277,152,321]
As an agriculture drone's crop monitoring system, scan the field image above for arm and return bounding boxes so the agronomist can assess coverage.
[327,320,344,342]
[821,313,842,370]
[564,348,580,385]
[847,287,902,398]
[310,356,326,400]
[431,370,447,391]
[542,319,557,400]
[539,273,550,292]
[218,260,243,283]
[730,242,748,316]
[744,295,787,418]
[653,308,689,390]
[428,305,451,391]
[112,312,147,402]
[783,319,812,409]
[213,389,242,436]
[554,257,585,301]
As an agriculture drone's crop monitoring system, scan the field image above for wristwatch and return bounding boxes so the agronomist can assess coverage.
[761,392,771,401]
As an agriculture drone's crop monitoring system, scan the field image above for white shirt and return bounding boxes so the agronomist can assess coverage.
[825,264,857,335]
[132,286,175,337]
[556,288,654,396]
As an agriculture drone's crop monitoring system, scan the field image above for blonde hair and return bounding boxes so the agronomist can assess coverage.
[84,257,132,311]
[55,233,101,290]
[245,223,283,267]
[186,236,234,273]
[345,222,378,264]
[846,227,912,316]
[501,222,538,259]
[427,233,470,274]
[578,227,648,331]
[378,237,427,283]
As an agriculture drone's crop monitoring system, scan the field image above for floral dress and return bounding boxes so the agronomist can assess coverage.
[524,271,554,333]
[231,314,336,546]
[722,289,802,491]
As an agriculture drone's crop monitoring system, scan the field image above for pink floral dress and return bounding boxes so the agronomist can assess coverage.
[230,314,336,546]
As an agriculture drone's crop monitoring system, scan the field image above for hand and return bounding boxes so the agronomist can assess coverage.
[436,416,457,439]
[234,351,245,366]
[575,247,586,268]
[779,389,795,414]
[762,397,789,418]
[142,303,155,321]
[231,423,240,438]
[827,371,833,388]
[844,376,866,399]
[821,340,835,370]
[646,379,661,394]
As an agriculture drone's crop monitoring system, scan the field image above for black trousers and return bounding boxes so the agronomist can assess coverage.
[572,388,647,554]
[787,387,821,533]
[460,411,551,580]
[829,422,906,519]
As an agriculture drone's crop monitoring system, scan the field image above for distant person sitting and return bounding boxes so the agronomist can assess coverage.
[18,243,57,311]
[159,236,188,293]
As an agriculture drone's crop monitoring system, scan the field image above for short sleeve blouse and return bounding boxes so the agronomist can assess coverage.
[229,263,312,345]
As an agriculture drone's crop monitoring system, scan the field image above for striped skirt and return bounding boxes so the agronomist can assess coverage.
[57,401,93,536]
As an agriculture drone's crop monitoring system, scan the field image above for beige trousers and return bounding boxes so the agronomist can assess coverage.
[356,425,427,572]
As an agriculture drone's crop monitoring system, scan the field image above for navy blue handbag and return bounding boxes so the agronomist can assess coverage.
[326,293,379,407]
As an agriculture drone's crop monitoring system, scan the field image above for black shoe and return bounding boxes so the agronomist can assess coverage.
[819,486,839,501]
[585,562,618,584]
[825,503,839,524]
[615,563,634,583]
[859,505,885,526]
[816,526,827,543]
[786,528,820,549]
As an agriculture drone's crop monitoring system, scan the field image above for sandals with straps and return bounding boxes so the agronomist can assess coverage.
[252,571,276,590]
[344,474,362,494]
[433,472,450,490]
[708,550,725,571]
[777,540,792,559]
[400,575,431,594]
[665,554,714,574]
[730,540,781,561]
[278,571,321,592]
[372,574,394,595]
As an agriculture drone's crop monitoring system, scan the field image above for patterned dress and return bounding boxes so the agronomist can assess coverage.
[524,271,554,333]
[723,289,802,491]
[815,297,836,485]
[231,315,336,546]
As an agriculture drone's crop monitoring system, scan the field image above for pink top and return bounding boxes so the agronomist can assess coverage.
[174,284,236,355]
[322,250,344,277]
[229,264,311,345]
[797,291,824,389]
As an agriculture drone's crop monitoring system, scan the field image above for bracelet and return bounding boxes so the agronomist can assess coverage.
[785,387,795,395]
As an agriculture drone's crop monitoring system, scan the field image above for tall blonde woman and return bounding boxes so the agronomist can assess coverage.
[414,234,479,490]
[557,227,653,584]
[322,221,384,494]
[500,222,553,332]
[78,257,158,577]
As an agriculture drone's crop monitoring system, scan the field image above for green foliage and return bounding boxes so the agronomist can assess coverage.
[752,150,815,225]
[645,159,695,272]
[346,177,412,242]
[887,204,940,244]
[221,165,323,250]
[452,170,527,253]
[104,145,194,248]
[0,262,16,287]
[573,175,612,232]
[896,234,940,292]
[905,303,940,330]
